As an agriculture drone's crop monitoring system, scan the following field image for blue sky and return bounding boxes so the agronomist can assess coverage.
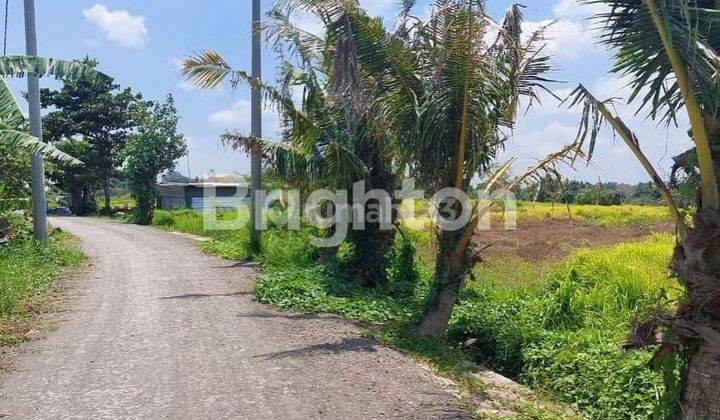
[3,0,692,183]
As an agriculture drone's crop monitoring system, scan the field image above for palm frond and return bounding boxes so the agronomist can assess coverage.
[565,83,683,226]
[0,56,109,83]
[180,50,233,90]
[585,0,720,122]
[0,129,82,166]
[0,77,25,128]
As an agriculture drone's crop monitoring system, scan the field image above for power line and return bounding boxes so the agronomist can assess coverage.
[4,0,9,55]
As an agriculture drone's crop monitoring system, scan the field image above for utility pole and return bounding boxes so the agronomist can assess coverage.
[24,0,47,240]
[250,0,262,253]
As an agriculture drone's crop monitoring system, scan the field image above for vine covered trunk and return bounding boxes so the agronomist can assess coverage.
[351,225,394,287]
[348,145,396,287]
[416,229,472,338]
[675,210,720,418]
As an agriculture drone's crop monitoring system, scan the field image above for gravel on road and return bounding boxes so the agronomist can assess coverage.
[0,216,469,419]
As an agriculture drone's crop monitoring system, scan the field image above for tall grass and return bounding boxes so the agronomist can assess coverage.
[0,226,85,317]
[510,202,671,227]
[448,234,679,418]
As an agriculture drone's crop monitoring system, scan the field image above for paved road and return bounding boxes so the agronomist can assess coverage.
[0,217,467,419]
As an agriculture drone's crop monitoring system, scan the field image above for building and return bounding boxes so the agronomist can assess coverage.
[156,183,249,211]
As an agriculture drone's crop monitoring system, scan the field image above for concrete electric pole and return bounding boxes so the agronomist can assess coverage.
[250,0,262,252]
[24,0,47,240]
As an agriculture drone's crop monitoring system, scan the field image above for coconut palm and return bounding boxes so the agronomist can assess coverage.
[181,2,400,286]
[567,0,720,416]
[183,0,561,314]
[336,0,558,337]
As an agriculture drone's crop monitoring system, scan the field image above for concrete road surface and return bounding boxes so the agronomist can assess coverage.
[0,217,468,419]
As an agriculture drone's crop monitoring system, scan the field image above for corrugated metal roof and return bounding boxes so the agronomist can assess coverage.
[156,183,247,200]
[157,182,246,188]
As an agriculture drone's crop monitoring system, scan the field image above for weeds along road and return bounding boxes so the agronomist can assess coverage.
[0,217,468,419]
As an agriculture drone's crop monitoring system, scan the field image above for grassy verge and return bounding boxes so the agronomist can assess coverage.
[0,219,86,346]
[152,209,680,418]
[447,234,682,418]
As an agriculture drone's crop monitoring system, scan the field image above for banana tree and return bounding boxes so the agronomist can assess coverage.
[0,55,109,164]
[0,77,79,165]
[569,0,720,417]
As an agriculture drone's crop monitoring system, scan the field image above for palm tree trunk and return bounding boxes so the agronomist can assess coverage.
[416,230,469,338]
[677,116,720,418]
[672,210,720,418]
[352,225,394,287]
[348,150,396,286]
[683,344,720,419]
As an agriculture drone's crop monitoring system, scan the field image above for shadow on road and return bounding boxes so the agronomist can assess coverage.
[254,337,377,360]
[212,261,258,269]
[159,291,249,300]
[235,311,344,321]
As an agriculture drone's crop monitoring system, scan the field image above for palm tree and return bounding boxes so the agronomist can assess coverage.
[181,2,400,286]
[330,0,558,337]
[184,0,562,323]
[567,0,720,416]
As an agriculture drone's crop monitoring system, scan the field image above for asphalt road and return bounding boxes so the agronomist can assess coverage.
[0,216,468,419]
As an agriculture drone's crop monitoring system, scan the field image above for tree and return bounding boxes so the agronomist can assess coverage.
[40,57,142,213]
[181,2,399,286]
[0,55,107,233]
[568,0,720,416]
[124,95,187,225]
[337,0,557,337]
[48,139,98,215]
[0,62,87,165]
[0,57,103,213]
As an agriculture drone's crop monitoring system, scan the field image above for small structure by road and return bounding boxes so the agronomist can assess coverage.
[156,182,249,211]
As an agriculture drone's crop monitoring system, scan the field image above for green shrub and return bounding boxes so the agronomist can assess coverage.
[521,330,663,419]
[446,234,678,418]
[150,210,176,227]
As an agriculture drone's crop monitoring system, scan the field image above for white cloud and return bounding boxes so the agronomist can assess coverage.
[519,87,578,118]
[519,0,611,62]
[178,80,200,92]
[523,19,597,61]
[83,4,148,48]
[209,100,281,137]
[504,121,580,160]
[358,0,397,17]
[552,0,607,18]
[593,74,633,99]
[292,11,325,37]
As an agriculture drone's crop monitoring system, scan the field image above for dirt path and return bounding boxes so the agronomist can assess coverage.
[0,217,468,419]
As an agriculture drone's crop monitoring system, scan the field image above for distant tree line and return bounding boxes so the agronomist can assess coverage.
[514,178,664,206]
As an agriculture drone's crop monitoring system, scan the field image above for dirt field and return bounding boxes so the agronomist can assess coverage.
[480,219,673,262]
